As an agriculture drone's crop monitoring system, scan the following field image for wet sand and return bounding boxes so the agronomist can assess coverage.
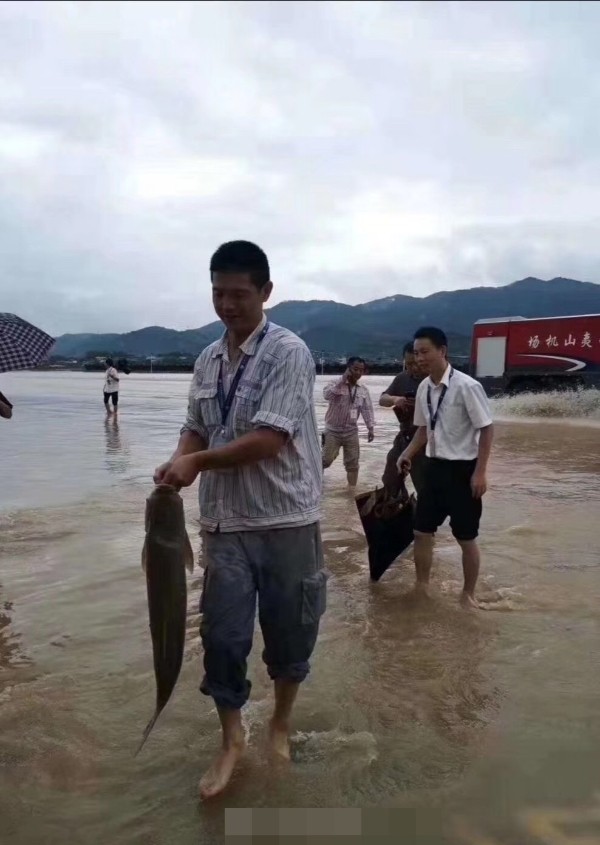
[0,372,599,844]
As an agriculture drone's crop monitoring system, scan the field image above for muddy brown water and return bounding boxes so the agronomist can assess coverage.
[1,372,599,844]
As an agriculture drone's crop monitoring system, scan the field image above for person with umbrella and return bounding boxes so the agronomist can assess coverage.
[0,313,54,371]
[0,391,12,419]
[0,313,55,418]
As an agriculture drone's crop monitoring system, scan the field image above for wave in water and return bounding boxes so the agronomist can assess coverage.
[491,388,600,420]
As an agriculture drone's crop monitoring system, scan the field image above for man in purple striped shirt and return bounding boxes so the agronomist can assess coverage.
[154,241,325,801]
[322,357,375,487]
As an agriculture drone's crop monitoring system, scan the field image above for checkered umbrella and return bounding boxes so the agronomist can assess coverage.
[0,313,55,373]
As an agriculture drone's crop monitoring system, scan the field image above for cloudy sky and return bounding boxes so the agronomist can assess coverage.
[1,1,600,335]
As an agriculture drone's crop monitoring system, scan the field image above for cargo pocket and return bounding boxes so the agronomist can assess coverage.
[300,569,328,626]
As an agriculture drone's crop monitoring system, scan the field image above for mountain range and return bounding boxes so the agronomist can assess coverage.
[53,276,600,360]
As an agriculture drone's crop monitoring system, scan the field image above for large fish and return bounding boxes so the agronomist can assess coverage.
[136,484,194,755]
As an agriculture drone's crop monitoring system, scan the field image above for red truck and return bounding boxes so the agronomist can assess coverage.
[470,313,600,395]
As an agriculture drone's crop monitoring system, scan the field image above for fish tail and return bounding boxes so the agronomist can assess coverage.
[134,709,161,757]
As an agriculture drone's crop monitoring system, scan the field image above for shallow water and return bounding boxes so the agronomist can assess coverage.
[1,372,599,844]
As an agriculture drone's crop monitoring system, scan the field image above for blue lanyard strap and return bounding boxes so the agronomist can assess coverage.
[217,322,269,427]
[426,368,453,431]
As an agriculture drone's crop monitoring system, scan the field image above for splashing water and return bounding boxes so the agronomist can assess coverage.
[491,387,600,420]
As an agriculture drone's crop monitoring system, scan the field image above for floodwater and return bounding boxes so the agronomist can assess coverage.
[1,372,599,845]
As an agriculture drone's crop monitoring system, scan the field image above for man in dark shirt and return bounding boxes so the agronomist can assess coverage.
[379,342,426,496]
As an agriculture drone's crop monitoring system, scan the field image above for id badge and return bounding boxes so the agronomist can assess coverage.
[349,408,358,422]
[428,431,436,457]
[210,428,235,473]
[212,428,231,449]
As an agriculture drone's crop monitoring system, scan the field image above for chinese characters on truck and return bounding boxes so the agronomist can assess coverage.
[528,331,594,350]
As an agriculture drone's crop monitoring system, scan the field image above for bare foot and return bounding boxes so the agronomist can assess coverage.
[198,739,246,801]
[459,591,479,610]
[268,719,291,761]
[410,581,431,602]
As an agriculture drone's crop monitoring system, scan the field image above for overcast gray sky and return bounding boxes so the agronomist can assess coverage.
[1,1,600,335]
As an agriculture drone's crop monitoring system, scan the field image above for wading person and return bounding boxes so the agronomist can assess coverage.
[0,390,12,420]
[154,240,326,800]
[397,327,493,608]
[379,342,426,497]
[322,357,374,487]
[103,358,120,415]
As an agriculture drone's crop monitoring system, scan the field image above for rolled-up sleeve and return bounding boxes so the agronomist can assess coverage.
[463,382,493,429]
[180,357,209,441]
[252,344,315,436]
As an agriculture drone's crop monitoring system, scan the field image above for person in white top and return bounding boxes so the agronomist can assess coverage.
[398,326,494,608]
[103,358,120,415]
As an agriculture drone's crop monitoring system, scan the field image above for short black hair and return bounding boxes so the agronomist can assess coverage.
[209,240,270,289]
[402,342,414,357]
[347,356,366,367]
[106,357,114,367]
[413,326,448,349]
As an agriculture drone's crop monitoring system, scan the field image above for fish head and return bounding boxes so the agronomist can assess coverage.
[145,485,185,539]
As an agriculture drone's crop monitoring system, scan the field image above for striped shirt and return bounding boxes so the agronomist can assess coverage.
[323,377,375,434]
[181,318,322,532]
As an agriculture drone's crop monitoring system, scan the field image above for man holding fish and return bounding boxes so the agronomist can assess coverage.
[154,240,326,800]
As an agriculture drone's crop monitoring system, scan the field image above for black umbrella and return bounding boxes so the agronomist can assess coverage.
[355,478,416,581]
[0,313,55,373]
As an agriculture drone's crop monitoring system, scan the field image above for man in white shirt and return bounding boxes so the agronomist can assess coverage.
[103,358,120,415]
[398,326,493,608]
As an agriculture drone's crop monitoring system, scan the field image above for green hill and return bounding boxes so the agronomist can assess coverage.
[53,276,600,360]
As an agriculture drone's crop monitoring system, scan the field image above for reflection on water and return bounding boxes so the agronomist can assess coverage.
[0,372,599,844]
[103,416,130,475]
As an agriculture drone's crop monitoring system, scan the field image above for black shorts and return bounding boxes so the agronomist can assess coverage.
[415,457,482,541]
[103,391,118,406]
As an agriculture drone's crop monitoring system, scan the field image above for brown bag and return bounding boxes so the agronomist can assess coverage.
[355,479,416,582]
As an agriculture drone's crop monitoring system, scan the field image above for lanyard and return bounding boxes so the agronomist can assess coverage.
[347,383,358,405]
[217,322,269,427]
[426,368,453,431]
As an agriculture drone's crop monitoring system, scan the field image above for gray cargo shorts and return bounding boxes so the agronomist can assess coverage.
[199,522,327,710]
